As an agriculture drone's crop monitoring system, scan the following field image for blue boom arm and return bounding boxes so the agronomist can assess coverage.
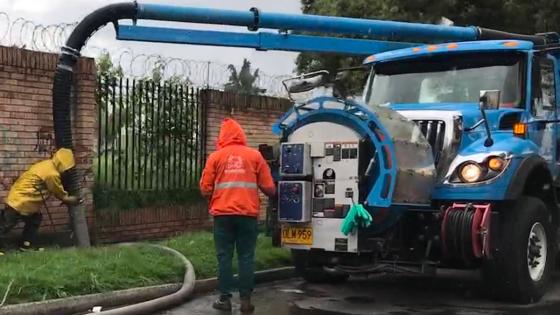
[117,26,416,55]
[112,3,549,56]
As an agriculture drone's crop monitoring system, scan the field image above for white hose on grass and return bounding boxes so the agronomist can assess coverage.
[83,243,196,315]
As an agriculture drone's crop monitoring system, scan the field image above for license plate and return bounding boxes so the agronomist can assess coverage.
[282,226,313,245]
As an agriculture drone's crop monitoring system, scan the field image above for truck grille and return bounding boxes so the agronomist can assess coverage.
[414,120,446,164]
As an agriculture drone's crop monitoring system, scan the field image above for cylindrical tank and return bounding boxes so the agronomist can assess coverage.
[275,97,436,206]
[372,105,435,205]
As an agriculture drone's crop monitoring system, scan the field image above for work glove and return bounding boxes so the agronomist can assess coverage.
[341,204,373,236]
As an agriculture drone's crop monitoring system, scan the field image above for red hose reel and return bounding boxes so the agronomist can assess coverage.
[441,203,492,266]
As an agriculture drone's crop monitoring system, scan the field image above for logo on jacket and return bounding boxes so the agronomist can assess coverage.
[226,155,245,173]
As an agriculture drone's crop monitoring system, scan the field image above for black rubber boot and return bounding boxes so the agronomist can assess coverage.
[240,297,255,313]
[0,239,6,256]
[19,241,44,252]
[212,296,232,312]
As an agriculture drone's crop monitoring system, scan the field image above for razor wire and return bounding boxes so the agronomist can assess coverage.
[0,12,77,52]
[0,12,292,97]
[92,47,292,97]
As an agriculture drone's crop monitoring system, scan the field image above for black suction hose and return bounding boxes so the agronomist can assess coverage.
[477,27,547,45]
[52,2,137,247]
[50,4,200,311]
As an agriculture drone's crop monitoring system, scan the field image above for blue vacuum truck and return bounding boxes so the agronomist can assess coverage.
[53,2,560,305]
[267,39,560,304]
[252,12,560,305]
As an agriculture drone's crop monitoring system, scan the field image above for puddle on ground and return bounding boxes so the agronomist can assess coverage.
[344,296,376,304]
[295,283,331,298]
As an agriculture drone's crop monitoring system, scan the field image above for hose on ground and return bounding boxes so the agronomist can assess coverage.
[84,243,196,315]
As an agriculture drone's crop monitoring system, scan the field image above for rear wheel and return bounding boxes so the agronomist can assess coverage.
[482,196,556,303]
[291,249,349,283]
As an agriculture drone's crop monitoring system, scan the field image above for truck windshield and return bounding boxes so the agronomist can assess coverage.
[364,53,524,108]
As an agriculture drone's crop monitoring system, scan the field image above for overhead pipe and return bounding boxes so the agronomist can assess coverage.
[134,3,548,45]
[135,3,479,43]
[116,25,416,55]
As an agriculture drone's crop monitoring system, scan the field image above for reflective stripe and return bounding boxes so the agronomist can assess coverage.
[215,181,258,190]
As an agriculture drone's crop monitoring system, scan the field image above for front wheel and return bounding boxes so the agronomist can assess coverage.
[291,249,349,283]
[482,196,556,303]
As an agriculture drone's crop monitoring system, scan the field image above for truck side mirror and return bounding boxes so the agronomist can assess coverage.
[478,90,499,147]
[479,90,501,110]
[282,70,329,100]
[287,74,326,93]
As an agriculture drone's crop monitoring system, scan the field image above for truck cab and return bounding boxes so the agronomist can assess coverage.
[270,39,560,304]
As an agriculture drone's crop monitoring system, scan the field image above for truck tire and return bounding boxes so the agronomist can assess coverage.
[482,196,556,303]
[291,249,349,283]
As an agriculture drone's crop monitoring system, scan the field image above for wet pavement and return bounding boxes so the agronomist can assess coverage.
[159,269,560,315]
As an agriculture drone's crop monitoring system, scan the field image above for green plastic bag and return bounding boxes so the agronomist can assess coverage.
[341,204,373,236]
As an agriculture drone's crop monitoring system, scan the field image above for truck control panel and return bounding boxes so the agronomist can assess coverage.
[280,143,312,177]
[277,122,362,253]
[278,181,311,222]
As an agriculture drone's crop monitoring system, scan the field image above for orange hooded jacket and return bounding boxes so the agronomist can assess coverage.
[200,118,276,217]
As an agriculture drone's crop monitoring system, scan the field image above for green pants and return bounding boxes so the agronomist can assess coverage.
[213,215,258,298]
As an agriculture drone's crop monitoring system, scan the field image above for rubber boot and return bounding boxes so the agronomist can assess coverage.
[19,241,44,252]
[240,297,255,313]
[212,296,232,312]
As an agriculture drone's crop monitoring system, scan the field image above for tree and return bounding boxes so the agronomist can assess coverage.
[94,53,199,191]
[296,0,560,86]
[224,58,266,95]
[95,52,123,152]
[297,0,449,80]
[96,52,124,78]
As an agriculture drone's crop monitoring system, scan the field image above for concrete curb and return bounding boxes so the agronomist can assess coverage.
[0,267,295,315]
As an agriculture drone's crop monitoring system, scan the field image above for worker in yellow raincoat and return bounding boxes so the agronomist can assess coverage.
[1,148,80,255]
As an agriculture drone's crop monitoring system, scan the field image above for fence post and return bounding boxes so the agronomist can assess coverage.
[199,89,210,164]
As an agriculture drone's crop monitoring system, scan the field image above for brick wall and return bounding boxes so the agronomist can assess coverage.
[0,46,96,235]
[202,90,291,220]
[0,47,292,244]
[94,202,211,243]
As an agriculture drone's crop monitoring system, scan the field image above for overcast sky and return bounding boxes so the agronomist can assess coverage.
[0,0,302,76]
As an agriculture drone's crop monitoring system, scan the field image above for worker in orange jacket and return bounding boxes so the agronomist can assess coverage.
[1,148,80,255]
[200,118,276,313]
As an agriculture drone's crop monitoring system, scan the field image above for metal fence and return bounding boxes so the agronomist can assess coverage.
[95,76,206,192]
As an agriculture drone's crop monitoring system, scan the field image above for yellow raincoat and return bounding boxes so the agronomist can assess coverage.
[5,149,75,216]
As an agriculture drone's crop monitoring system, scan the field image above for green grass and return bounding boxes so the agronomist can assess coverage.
[0,232,291,306]
[93,186,206,211]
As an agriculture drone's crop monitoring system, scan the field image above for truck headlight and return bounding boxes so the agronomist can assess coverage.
[458,163,483,183]
[450,155,510,184]
[488,156,506,172]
